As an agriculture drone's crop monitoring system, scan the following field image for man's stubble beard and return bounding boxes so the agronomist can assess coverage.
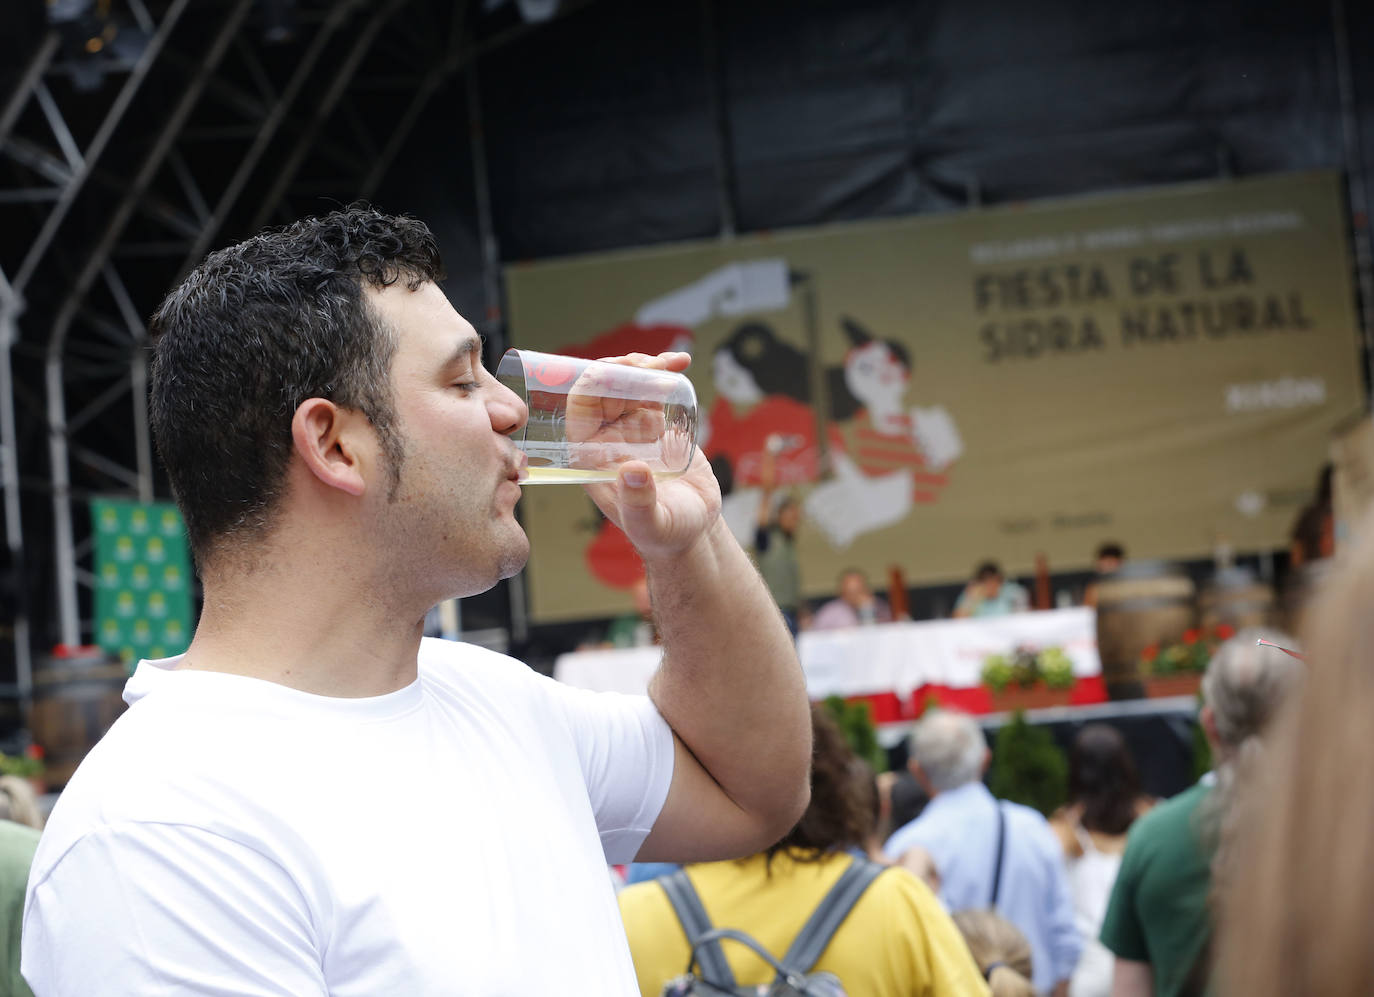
[380,437,529,603]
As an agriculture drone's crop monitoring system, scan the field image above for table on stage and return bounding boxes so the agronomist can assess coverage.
[554,607,1109,732]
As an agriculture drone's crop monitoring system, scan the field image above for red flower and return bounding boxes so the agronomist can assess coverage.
[1215,623,1236,640]
[1141,643,1159,661]
[1182,629,1200,645]
[24,743,43,760]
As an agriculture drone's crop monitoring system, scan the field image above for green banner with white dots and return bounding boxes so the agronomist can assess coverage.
[91,498,193,671]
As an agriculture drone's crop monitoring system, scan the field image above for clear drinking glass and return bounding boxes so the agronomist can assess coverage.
[496,349,698,485]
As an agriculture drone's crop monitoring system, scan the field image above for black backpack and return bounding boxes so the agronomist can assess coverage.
[655,857,885,997]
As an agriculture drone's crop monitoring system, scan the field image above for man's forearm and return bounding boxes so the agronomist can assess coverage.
[646,517,811,838]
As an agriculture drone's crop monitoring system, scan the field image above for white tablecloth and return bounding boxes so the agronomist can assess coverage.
[553,607,1101,699]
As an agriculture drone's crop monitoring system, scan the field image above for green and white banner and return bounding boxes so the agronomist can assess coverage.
[91,498,193,669]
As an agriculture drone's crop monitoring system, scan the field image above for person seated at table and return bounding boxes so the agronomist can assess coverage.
[1082,542,1125,609]
[953,562,1030,618]
[811,568,893,630]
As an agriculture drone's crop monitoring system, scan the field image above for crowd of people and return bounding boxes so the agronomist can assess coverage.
[1,206,1370,996]
[614,622,1310,996]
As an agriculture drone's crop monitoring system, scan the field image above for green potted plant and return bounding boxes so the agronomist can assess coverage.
[1038,647,1076,690]
[988,711,1068,817]
[1140,623,1234,697]
[981,654,1013,693]
[822,695,888,774]
[980,646,1076,712]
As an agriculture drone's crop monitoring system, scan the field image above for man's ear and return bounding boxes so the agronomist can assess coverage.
[980,747,991,775]
[291,398,367,497]
[907,758,933,797]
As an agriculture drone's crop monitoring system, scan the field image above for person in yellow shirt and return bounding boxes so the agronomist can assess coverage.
[618,704,990,997]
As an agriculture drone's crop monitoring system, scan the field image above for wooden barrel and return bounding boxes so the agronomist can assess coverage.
[1095,561,1196,700]
[27,649,128,788]
[1199,567,1276,631]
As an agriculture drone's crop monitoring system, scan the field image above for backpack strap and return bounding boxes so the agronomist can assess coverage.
[690,928,809,993]
[989,801,1007,909]
[660,870,736,989]
[779,857,886,975]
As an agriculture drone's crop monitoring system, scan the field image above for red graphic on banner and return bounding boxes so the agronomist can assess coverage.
[705,395,822,487]
[585,519,645,589]
[827,410,951,504]
[529,358,578,388]
[560,322,694,360]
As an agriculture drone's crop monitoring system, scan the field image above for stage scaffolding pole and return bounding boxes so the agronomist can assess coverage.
[175,0,362,280]
[102,267,155,504]
[247,0,410,233]
[11,0,191,299]
[0,33,59,151]
[42,0,252,649]
[0,272,31,706]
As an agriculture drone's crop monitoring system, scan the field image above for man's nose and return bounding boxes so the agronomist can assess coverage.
[489,376,528,436]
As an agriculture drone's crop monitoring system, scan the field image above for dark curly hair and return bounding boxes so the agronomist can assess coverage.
[765,703,873,865]
[149,205,444,566]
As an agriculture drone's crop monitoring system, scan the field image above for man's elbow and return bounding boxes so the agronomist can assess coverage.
[740,781,811,856]
[724,702,812,854]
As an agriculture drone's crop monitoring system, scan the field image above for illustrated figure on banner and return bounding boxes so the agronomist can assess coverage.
[700,322,828,545]
[806,317,965,549]
[561,260,795,590]
[701,322,818,486]
[564,272,967,594]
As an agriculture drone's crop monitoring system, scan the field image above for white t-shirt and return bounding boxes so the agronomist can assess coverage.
[1067,827,1123,997]
[22,638,675,995]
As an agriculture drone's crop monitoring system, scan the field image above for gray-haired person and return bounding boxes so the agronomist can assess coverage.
[1099,629,1303,997]
[884,710,1081,995]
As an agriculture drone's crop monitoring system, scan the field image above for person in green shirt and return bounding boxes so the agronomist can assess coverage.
[0,818,40,997]
[1099,629,1302,997]
[1099,780,1213,997]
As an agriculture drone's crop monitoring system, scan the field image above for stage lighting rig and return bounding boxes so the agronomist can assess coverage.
[46,0,151,91]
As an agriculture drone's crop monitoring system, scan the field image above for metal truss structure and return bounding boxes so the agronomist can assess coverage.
[11,0,1360,700]
[0,0,508,702]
